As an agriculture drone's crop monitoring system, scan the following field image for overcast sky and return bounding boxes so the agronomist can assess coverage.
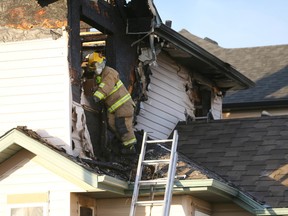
[154,0,288,48]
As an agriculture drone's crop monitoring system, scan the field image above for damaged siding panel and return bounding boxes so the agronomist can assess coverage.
[0,36,71,152]
[136,102,178,139]
[136,54,194,140]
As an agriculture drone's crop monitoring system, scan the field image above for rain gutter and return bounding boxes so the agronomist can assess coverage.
[127,179,269,215]
[96,175,128,195]
[177,179,264,214]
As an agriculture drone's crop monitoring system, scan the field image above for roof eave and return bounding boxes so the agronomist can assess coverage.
[183,179,265,214]
[153,24,255,90]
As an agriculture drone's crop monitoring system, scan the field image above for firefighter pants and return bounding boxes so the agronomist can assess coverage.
[107,100,136,147]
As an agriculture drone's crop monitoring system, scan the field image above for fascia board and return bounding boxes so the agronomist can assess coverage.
[32,154,100,191]
[256,208,288,215]
[196,180,265,214]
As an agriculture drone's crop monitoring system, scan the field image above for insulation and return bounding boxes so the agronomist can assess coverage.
[71,102,95,158]
[0,0,67,42]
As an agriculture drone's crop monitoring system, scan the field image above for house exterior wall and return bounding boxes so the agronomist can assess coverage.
[0,33,72,153]
[70,195,196,216]
[135,52,223,140]
[0,150,84,216]
[71,194,252,216]
[135,53,195,140]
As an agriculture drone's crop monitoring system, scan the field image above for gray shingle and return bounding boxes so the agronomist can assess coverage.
[176,115,288,208]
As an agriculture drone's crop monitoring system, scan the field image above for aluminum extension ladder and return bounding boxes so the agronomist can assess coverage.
[129,130,179,216]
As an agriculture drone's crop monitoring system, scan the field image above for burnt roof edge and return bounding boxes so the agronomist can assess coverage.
[153,24,255,90]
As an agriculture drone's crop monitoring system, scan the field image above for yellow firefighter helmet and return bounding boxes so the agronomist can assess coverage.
[88,52,105,69]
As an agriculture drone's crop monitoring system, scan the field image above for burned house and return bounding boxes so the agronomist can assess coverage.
[4,0,284,216]
[0,0,253,156]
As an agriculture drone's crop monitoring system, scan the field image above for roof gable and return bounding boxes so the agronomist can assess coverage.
[0,127,127,194]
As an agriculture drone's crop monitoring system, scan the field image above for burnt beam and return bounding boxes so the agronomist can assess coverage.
[68,0,82,103]
[80,0,115,34]
[106,34,138,86]
[80,33,108,43]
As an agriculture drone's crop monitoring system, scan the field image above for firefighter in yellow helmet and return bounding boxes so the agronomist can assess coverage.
[88,52,137,155]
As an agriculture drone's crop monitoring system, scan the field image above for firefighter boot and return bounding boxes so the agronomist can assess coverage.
[121,144,136,155]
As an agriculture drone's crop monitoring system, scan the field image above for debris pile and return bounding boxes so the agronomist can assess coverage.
[15,126,223,183]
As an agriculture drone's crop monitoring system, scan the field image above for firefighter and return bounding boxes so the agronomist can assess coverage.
[88,52,137,155]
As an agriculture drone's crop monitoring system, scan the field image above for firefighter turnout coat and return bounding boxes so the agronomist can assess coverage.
[93,66,136,147]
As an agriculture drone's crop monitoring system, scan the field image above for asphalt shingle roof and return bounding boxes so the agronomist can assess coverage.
[176,115,288,208]
[179,29,288,105]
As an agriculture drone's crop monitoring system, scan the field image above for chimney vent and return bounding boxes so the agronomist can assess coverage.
[165,20,172,28]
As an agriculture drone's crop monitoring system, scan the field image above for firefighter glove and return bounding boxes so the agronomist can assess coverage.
[93,96,101,103]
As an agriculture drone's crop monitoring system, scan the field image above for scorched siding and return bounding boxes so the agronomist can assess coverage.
[0,35,72,152]
[135,53,194,140]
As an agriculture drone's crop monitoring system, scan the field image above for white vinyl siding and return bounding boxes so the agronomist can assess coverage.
[135,54,194,140]
[0,158,82,216]
[0,35,71,152]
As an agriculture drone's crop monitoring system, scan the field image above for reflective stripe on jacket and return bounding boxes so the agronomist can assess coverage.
[93,66,134,113]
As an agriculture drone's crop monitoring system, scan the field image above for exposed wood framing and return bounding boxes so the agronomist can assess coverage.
[68,0,82,103]
[80,0,115,34]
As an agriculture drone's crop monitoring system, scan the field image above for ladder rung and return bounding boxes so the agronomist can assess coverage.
[146,139,173,144]
[129,130,179,216]
[139,179,167,185]
[142,159,170,165]
[136,200,165,206]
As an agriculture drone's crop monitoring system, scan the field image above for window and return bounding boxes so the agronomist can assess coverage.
[7,193,48,216]
[9,203,47,216]
[80,206,93,216]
